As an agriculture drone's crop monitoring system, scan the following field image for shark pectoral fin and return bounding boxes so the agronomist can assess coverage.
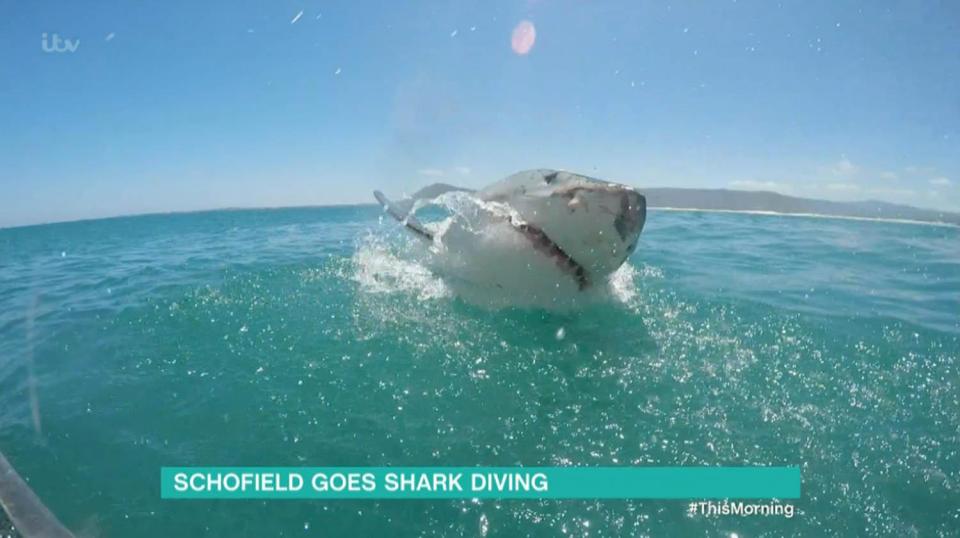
[373,190,434,242]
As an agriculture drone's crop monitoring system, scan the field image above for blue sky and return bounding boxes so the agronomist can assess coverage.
[1,0,958,227]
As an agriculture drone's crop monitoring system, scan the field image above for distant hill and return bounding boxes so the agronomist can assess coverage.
[641,188,960,225]
[410,183,472,200]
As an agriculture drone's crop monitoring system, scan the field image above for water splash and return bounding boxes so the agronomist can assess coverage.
[351,233,449,300]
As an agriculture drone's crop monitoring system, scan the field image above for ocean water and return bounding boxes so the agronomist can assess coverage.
[0,206,957,537]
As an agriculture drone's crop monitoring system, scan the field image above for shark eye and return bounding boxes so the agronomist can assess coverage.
[543,172,558,184]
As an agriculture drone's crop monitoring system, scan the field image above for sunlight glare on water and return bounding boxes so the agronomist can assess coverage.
[0,207,957,536]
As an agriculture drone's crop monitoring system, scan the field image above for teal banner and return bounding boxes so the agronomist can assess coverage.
[161,467,800,499]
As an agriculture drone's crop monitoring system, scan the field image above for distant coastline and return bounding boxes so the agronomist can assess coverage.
[649,207,960,228]
[640,188,960,226]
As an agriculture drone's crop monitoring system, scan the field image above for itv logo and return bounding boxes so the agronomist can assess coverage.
[41,33,80,53]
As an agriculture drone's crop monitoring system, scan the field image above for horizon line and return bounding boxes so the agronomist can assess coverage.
[3,189,959,232]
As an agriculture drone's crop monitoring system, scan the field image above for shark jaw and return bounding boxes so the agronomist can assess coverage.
[512,220,590,290]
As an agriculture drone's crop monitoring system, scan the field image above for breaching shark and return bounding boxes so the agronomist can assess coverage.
[374,169,646,304]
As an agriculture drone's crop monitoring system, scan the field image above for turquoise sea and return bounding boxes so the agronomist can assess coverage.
[0,206,957,537]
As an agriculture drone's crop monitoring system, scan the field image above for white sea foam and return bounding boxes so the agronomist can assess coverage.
[608,263,640,304]
[351,235,449,300]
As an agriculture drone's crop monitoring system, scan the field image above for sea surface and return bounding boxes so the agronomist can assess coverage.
[0,206,958,537]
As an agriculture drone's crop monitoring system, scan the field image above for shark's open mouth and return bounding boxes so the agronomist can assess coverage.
[513,222,590,291]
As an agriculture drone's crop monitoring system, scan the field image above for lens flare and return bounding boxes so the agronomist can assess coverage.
[511,20,536,55]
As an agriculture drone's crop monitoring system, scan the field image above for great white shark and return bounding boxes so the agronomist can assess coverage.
[374,169,646,301]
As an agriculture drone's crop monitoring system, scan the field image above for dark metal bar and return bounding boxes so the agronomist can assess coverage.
[0,450,74,538]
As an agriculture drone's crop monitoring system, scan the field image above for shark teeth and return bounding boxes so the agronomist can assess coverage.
[512,221,590,291]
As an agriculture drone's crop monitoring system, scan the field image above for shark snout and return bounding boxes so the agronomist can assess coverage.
[554,185,645,238]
